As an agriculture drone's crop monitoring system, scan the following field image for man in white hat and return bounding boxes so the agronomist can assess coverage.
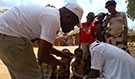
[0,3,83,79]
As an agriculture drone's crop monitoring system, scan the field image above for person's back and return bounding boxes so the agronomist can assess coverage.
[90,41,135,79]
[0,4,60,41]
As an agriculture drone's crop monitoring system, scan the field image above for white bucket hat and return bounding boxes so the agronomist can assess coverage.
[65,3,83,20]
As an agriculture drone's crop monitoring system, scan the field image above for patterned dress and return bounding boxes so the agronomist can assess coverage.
[105,12,128,51]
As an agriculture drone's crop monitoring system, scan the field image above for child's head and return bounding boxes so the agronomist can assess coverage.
[87,12,95,22]
[74,48,83,58]
[62,48,74,57]
[62,48,70,53]
[96,12,107,21]
[62,48,73,62]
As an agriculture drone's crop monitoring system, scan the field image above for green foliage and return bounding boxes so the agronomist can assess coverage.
[0,8,8,13]
[127,0,135,20]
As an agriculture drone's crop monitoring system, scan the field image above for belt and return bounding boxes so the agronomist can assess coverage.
[0,33,20,38]
[0,33,8,36]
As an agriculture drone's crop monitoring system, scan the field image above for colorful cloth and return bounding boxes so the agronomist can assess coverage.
[79,22,96,43]
[105,12,128,51]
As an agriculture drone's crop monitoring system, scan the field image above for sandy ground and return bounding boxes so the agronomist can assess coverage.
[0,46,78,79]
[0,60,11,79]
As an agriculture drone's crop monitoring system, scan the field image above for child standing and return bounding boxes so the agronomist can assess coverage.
[71,48,85,79]
[58,49,73,79]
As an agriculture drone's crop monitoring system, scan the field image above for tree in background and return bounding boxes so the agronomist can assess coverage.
[127,0,135,20]
[0,8,8,13]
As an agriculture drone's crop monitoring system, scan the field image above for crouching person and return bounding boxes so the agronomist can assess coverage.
[84,41,135,79]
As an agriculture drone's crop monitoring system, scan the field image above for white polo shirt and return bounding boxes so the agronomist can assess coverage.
[90,41,135,79]
[0,4,60,44]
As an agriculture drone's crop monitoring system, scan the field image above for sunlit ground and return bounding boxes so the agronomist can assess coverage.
[0,60,11,79]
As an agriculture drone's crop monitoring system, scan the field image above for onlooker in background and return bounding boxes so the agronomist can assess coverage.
[0,3,83,79]
[95,12,108,42]
[105,0,129,52]
[85,40,135,79]
[79,12,96,75]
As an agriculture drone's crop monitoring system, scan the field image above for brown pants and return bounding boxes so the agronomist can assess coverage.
[0,34,42,79]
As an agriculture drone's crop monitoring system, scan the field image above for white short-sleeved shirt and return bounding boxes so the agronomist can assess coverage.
[90,41,135,79]
[0,4,60,44]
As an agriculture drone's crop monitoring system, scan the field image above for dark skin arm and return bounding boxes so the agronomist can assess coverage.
[122,13,128,45]
[38,39,71,66]
[95,21,103,42]
[86,69,100,79]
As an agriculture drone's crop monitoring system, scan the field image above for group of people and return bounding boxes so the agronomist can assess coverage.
[0,0,135,79]
[72,0,135,79]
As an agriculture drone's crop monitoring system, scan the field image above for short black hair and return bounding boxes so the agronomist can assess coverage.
[105,0,117,8]
[86,12,95,22]
[96,12,107,19]
[87,12,95,19]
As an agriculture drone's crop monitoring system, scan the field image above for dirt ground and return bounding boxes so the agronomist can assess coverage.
[0,45,134,79]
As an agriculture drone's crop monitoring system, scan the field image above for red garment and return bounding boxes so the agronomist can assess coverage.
[79,22,96,43]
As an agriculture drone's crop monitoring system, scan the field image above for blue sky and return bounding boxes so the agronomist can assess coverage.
[0,0,134,29]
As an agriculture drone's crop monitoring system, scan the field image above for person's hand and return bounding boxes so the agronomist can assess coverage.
[38,52,46,65]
